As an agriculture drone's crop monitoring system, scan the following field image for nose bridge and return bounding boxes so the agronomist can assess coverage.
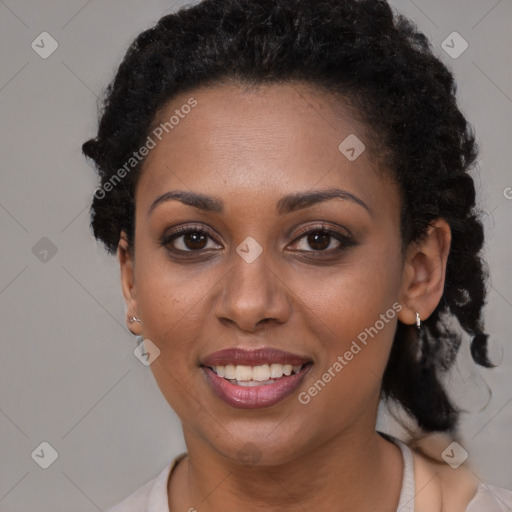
[216,246,290,331]
[233,253,274,301]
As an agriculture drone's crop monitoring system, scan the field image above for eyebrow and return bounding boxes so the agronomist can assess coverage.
[276,188,371,216]
[148,188,371,217]
[148,190,223,215]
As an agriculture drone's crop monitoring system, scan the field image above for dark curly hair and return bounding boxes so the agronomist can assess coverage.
[82,0,493,433]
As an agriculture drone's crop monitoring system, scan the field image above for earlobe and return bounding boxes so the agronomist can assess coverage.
[397,219,451,326]
[118,231,141,335]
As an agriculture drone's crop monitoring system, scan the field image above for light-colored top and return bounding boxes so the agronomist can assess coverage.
[107,436,512,511]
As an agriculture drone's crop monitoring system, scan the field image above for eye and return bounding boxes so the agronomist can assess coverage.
[289,225,354,254]
[160,225,222,253]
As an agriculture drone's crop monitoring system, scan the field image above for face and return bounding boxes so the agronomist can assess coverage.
[121,82,410,465]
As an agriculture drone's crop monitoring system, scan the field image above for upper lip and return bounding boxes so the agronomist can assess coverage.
[201,347,312,367]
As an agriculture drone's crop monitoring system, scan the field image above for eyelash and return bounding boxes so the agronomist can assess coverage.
[159,225,220,255]
[159,223,355,258]
[291,224,355,255]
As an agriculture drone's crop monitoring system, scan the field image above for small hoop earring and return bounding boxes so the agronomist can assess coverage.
[415,312,421,329]
[129,316,141,323]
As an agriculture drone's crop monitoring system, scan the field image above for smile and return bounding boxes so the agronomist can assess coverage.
[210,363,304,386]
[201,348,313,409]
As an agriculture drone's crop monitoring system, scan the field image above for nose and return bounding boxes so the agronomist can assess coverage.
[214,252,291,333]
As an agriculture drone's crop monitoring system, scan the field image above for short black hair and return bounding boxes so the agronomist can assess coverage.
[82,0,493,433]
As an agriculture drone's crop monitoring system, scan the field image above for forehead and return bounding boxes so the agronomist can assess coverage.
[136,82,397,217]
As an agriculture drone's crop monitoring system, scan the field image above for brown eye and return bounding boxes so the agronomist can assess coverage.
[288,224,356,257]
[293,229,342,252]
[306,232,332,251]
[182,231,208,250]
[160,226,221,254]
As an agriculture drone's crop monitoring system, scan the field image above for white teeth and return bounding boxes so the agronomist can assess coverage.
[224,364,236,379]
[211,363,304,382]
[235,365,253,381]
[269,363,283,379]
[235,380,273,387]
[283,364,293,376]
[252,364,270,381]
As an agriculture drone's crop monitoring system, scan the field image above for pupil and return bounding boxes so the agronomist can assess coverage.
[308,232,329,250]
[186,232,207,250]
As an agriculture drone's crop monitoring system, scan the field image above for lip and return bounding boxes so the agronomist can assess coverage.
[201,347,313,409]
[201,347,312,367]
[202,363,312,409]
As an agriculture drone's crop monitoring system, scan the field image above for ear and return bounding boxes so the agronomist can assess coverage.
[397,219,452,326]
[118,231,141,335]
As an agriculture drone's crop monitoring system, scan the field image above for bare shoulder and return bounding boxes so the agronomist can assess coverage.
[407,437,479,512]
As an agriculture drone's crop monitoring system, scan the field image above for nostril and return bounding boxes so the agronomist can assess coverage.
[255,318,274,329]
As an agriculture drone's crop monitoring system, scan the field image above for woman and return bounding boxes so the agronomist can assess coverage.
[82,0,512,510]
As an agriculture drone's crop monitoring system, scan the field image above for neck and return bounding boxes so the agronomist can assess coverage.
[170,426,404,512]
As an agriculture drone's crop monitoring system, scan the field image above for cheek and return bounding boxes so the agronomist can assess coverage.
[134,234,216,315]
[294,295,399,439]
[132,252,220,367]
[133,260,218,415]
[290,244,403,407]
[289,245,403,347]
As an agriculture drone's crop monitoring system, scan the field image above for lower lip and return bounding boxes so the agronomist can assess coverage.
[202,365,312,409]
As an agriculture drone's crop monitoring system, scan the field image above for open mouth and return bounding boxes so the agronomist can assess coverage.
[200,347,313,408]
[208,362,307,386]
[202,362,313,408]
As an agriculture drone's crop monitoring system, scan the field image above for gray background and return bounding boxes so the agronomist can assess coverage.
[0,0,511,510]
